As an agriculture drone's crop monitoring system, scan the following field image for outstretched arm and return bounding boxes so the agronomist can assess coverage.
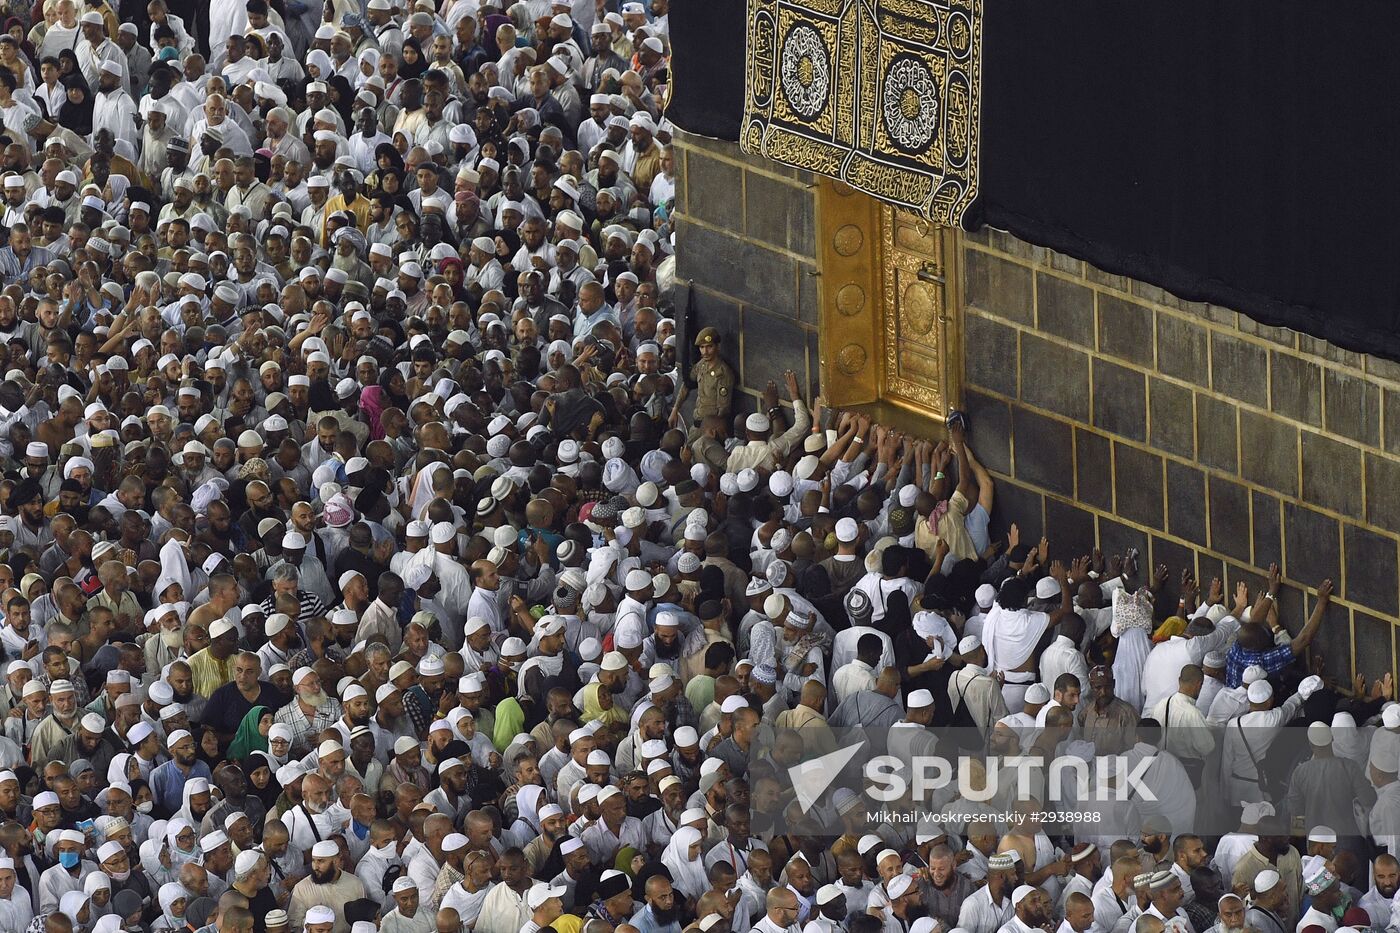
[1291,579,1333,655]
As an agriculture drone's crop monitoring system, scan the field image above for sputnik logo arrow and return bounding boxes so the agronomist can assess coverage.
[787,740,867,813]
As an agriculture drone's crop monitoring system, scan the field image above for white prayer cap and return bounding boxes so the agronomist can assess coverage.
[234,849,262,875]
[887,874,915,899]
[769,471,793,497]
[1247,680,1273,704]
[1242,665,1268,684]
[1253,870,1281,894]
[832,517,859,543]
[306,906,337,924]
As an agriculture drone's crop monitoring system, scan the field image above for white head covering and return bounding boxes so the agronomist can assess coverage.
[602,458,641,496]
[660,826,709,900]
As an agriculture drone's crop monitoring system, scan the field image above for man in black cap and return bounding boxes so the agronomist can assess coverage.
[10,477,50,552]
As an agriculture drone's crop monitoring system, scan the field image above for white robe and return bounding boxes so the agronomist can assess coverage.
[93,89,138,149]
[208,0,249,63]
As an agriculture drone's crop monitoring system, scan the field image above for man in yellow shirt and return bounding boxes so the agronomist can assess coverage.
[321,168,373,246]
[187,618,239,698]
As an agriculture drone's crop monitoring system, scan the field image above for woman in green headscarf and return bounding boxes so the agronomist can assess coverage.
[492,696,526,752]
[582,682,628,728]
[226,706,272,762]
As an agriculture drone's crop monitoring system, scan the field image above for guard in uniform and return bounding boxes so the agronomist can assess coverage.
[689,326,736,425]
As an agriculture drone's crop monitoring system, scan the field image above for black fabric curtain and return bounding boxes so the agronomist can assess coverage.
[670,0,1400,359]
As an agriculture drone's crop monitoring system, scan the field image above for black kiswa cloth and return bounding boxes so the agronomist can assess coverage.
[670,0,1400,361]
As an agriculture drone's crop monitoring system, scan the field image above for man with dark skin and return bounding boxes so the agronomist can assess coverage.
[478,848,534,932]
[1077,666,1140,756]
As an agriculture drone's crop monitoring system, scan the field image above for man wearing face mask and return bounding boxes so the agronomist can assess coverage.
[96,840,150,907]
[355,819,404,904]
[37,827,94,912]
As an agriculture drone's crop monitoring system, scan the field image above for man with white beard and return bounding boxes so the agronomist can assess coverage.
[273,666,344,757]
[330,226,373,287]
[1211,895,1246,933]
[282,771,339,852]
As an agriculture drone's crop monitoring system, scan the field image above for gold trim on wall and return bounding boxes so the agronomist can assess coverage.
[815,178,963,422]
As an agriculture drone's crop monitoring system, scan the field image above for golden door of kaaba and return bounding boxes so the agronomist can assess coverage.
[814,178,963,427]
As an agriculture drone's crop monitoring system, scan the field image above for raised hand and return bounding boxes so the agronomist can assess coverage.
[1069,556,1091,585]
[763,379,779,411]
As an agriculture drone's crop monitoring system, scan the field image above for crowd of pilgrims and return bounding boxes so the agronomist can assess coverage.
[0,2,1387,933]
